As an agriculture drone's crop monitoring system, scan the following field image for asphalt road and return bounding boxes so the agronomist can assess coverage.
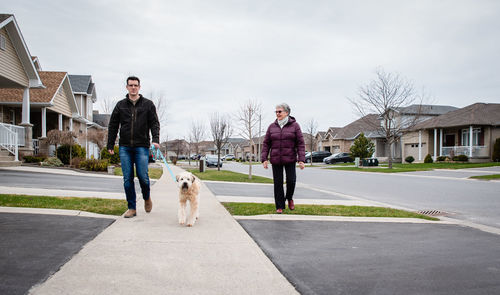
[0,213,114,295]
[0,169,154,193]
[223,163,500,229]
[239,220,500,295]
[205,181,349,200]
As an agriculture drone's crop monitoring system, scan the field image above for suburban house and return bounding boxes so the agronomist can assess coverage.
[316,105,457,162]
[402,103,500,162]
[0,14,44,164]
[0,14,103,165]
[68,75,103,159]
[314,131,326,151]
[318,127,341,152]
[323,114,385,157]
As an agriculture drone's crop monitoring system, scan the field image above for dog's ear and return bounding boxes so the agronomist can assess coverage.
[190,174,196,183]
[176,174,180,182]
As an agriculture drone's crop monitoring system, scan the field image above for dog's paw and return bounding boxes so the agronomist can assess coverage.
[179,219,186,225]
[187,223,193,227]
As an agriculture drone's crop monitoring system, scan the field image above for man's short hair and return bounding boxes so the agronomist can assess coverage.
[126,76,140,85]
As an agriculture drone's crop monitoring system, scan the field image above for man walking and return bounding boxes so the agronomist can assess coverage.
[107,76,160,218]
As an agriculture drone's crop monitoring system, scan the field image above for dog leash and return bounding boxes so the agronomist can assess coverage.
[150,145,177,183]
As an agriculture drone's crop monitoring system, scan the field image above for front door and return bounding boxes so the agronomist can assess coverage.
[444,134,455,147]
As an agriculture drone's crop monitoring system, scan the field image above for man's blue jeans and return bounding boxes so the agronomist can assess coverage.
[119,146,150,210]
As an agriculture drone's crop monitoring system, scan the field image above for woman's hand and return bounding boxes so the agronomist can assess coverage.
[263,161,268,169]
[298,161,305,170]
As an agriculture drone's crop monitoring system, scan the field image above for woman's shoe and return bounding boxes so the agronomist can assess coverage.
[288,199,295,210]
[276,209,283,214]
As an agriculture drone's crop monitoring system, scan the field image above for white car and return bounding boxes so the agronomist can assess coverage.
[222,154,235,161]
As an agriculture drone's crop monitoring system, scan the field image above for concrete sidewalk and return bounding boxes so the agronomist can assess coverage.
[30,165,297,294]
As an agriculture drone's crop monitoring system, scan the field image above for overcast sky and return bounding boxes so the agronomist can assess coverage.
[4,0,500,141]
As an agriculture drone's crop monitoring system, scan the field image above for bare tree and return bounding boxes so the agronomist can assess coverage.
[209,112,232,171]
[87,129,108,154]
[304,118,318,166]
[148,91,169,142]
[189,120,206,159]
[46,129,62,157]
[236,99,262,179]
[99,97,119,114]
[348,68,424,168]
[60,131,77,165]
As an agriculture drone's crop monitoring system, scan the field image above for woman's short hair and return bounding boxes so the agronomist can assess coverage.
[276,103,291,114]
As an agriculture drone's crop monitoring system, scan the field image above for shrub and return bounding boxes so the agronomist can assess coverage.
[80,159,109,171]
[436,156,448,162]
[23,156,46,163]
[424,154,433,163]
[41,157,63,167]
[57,144,86,165]
[350,133,375,159]
[405,156,415,164]
[100,146,120,165]
[71,157,85,168]
[453,155,468,162]
[493,138,500,162]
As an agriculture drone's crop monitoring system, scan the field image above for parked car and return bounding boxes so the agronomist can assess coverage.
[222,154,235,161]
[205,154,223,167]
[190,154,201,160]
[177,155,188,160]
[305,151,332,163]
[323,152,353,164]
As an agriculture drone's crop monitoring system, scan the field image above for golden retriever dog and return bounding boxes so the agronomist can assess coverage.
[176,172,200,227]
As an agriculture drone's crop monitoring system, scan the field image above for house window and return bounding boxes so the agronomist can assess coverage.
[0,35,6,51]
[461,128,481,146]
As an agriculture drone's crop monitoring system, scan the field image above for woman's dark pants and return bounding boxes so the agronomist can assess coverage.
[271,162,296,210]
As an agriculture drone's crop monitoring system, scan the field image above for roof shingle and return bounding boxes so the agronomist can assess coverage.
[414,103,500,129]
[0,71,66,103]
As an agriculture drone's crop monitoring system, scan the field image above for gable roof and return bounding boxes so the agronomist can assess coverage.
[324,127,341,140]
[414,103,500,129]
[335,114,381,140]
[0,72,78,115]
[395,104,458,116]
[0,14,43,88]
[68,75,91,93]
[68,74,97,103]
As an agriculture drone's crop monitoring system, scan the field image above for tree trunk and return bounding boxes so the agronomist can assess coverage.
[217,151,221,171]
[388,141,393,169]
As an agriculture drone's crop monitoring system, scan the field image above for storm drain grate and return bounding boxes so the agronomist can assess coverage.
[417,210,448,216]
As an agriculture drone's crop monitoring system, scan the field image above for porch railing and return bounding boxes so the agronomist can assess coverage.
[33,139,39,155]
[441,146,489,158]
[0,122,20,161]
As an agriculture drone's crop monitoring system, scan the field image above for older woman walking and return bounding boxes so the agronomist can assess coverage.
[261,103,306,213]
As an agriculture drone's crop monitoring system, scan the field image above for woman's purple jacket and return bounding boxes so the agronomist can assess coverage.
[261,116,306,165]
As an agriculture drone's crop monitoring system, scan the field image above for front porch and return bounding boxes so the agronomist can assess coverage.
[423,125,492,162]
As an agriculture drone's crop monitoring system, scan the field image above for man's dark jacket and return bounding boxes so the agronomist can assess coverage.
[261,116,306,164]
[107,94,160,150]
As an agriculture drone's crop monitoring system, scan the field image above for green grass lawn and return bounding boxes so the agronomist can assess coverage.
[0,194,127,216]
[114,167,163,179]
[222,202,438,221]
[327,162,500,173]
[469,174,500,180]
[189,169,273,183]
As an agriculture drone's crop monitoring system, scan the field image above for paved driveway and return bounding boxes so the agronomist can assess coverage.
[239,220,500,295]
[0,213,114,295]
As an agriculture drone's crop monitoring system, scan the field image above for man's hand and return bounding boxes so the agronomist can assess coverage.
[263,160,268,169]
[152,142,160,149]
[298,161,305,170]
[108,149,114,155]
